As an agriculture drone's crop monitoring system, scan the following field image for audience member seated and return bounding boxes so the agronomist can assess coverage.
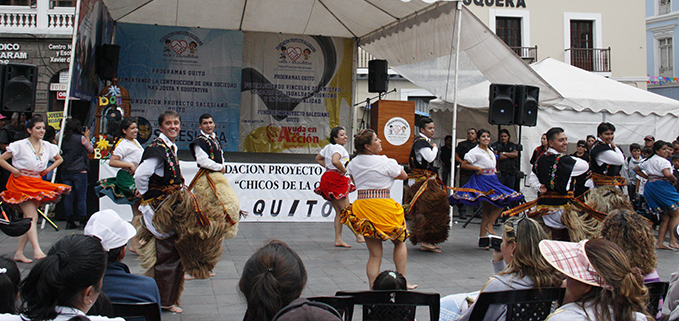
[600,209,660,283]
[540,238,652,321]
[0,234,124,320]
[373,270,408,291]
[439,216,562,321]
[0,256,20,314]
[239,240,341,321]
[661,225,679,321]
[83,209,161,314]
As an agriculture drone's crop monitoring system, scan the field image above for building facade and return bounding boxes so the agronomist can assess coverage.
[646,0,679,99]
[0,0,74,116]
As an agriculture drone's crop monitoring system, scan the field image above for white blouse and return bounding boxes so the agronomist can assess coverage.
[346,154,402,190]
[319,143,350,171]
[464,146,497,170]
[113,138,143,166]
[640,154,672,178]
[6,138,59,173]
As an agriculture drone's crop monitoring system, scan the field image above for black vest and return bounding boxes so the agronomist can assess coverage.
[139,138,183,200]
[533,152,577,206]
[189,134,223,167]
[409,136,436,172]
[60,134,89,174]
[589,141,622,176]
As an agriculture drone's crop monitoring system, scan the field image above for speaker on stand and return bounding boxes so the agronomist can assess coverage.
[514,85,539,126]
[488,83,515,125]
[368,59,389,97]
[1,63,37,113]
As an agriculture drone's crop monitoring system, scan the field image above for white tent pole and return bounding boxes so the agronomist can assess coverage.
[42,0,82,229]
[448,1,462,226]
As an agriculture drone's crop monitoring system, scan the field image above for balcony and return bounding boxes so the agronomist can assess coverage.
[357,47,375,69]
[510,46,538,63]
[565,47,611,72]
[0,5,74,35]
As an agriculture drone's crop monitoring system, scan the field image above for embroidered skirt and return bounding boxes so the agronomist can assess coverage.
[314,170,355,201]
[1,174,71,208]
[95,170,139,205]
[448,173,524,208]
[644,179,679,214]
[340,198,409,242]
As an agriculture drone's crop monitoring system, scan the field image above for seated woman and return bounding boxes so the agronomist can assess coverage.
[439,216,562,321]
[239,240,341,321]
[600,209,659,283]
[0,256,20,314]
[0,234,124,321]
[540,238,652,321]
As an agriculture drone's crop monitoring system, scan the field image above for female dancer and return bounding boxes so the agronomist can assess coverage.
[634,140,679,250]
[448,129,524,239]
[0,116,70,263]
[440,216,562,321]
[540,238,651,321]
[342,129,413,289]
[314,126,362,247]
[96,118,143,253]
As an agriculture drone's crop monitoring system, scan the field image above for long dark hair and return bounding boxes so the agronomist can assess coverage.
[63,118,83,142]
[19,234,107,321]
[328,126,344,144]
[25,115,44,133]
[119,118,137,139]
[0,256,20,314]
[648,140,671,159]
[239,240,307,321]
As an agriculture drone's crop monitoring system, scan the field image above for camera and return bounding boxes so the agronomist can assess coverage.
[478,234,502,250]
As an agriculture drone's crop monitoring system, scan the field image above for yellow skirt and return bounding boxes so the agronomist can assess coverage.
[340,198,409,242]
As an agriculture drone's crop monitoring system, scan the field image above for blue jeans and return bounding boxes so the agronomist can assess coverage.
[62,172,88,220]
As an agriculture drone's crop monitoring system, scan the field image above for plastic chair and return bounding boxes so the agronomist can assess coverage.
[335,290,440,321]
[110,302,161,321]
[647,281,670,318]
[309,296,355,321]
[468,287,565,321]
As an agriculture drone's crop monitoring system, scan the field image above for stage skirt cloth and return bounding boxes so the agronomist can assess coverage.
[1,174,71,208]
[448,171,524,208]
[314,170,355,201]
[340,198,409,242]
[644,179,679,214]
[95,170,139,205]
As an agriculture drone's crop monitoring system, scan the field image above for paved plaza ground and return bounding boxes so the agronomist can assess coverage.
[1,217,677,321]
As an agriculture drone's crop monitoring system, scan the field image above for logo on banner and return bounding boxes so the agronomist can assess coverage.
[384,117,410,146]
[160,31,203,58]
[276,38,316,64]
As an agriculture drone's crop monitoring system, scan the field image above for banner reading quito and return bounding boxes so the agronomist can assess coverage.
[115,23,242,151]
[240,32,353,153]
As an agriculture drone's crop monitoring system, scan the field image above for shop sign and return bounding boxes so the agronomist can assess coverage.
[0,43,28,64]
[57,92,67,100]
[462,0,527,7]
[50,83,68,91]
[48,43,72,63]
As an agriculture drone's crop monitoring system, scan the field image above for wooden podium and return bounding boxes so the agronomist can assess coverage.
[370,100,415,164]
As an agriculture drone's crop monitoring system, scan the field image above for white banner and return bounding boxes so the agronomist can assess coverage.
[99,161,404,222]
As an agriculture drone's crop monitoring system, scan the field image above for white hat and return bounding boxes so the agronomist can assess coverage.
[84,209,137,251]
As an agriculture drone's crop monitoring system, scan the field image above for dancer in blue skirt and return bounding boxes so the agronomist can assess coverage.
[448,129,524,238]
[634,140,679,250]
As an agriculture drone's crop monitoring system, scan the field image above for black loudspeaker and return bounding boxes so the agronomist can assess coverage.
[488,83,515,125]
[368,59,388,93]
[97,44,120,80]
[514,85,539,126]
[2,63,37,113]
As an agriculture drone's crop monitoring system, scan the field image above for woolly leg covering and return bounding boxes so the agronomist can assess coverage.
[404,178,451,245]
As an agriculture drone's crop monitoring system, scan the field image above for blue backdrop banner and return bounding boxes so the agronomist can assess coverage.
[115,23,242,151]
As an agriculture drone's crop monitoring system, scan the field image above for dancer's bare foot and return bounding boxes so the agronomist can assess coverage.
[127,246,139,255]
[407,283,418,290]
[656,244,672,250]
[356,235,366,243]
[334,241,351,248]
[670,244,679,251]
[162,305,183,313]
[184,272,216,280]
[14,253,32,263]
[419,246,441,253]
[33,251,46,261]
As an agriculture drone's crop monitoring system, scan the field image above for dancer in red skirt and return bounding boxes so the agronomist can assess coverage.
[315,126,363,247]
[0,116,70,263]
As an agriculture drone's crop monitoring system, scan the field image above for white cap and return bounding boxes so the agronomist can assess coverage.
[84,209,137,251]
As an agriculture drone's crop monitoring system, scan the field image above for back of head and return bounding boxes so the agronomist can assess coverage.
[20,234,107,321]
[582,238,649,321]
[239,240,307,321]
[601,209,657,276]
[502,216,562,288]
[272,299,342,321]
[353,129,375,155]
[0,256,20,313]
[64,118,82,140]
[373,270,407,290]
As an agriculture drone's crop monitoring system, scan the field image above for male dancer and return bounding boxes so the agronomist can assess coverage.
[589,122,626,187]
[186,114,240,278]
[405,117,450,252]
[527,127,589,241]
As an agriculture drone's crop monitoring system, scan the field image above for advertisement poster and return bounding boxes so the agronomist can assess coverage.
[115,23,242,151]
[240,32,353,153]
[69,0,114,102]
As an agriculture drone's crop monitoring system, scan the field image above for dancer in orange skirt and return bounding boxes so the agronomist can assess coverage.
[314,126,362,247]
[0,115,70,263]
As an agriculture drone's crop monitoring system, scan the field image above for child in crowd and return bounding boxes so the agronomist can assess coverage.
[623,143,643,204]
[0,256,20,314]
[373,270,408,291]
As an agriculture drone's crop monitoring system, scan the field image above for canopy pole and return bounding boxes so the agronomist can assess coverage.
[448,1,462,226]
[42,0,82,229]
